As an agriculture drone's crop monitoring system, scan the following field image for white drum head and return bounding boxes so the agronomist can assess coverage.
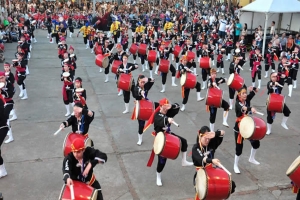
[12,59,18,62]
[286,156,300,176]
[239,116,255,139]
[209,58,212,68]
[227,74,234,86]
[102,57,109,68]
[31,20,36,24]
[70,54,75,58]
[91,190,98,200]
[235,49,240,53]
[84,137,92,148]
[195,168,207,199]
[153,132,165,155]
[76,88,84,93]
[0,82,4,88]
[63,72,70,77]
[180,73,187,86]
[135,101,140,120]
[64,59,69,63]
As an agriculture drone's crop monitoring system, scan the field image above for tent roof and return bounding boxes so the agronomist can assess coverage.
[241,0,300,13]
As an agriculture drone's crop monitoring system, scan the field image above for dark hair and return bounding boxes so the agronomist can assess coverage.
[75,77,82,82]
[136,74,145,86]
[74,102,83,108]
[4,62,10,66]
[272,21,275,24]
[196,126,210,142]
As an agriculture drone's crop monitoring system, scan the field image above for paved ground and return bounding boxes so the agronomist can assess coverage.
[0,29,299,200]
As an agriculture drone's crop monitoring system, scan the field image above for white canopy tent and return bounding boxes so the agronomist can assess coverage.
[241,0,300,55]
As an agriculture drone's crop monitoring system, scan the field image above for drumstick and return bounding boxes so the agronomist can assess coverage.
[172,121,179,127]
[70,184,75,200]
[276,84,283,88]
[255,111,264,116]
[218,163,232,176]
[53,127,63,136]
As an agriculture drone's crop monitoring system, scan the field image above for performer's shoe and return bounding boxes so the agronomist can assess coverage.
[99,68,103,73]
[221,68,225,74]
[118,90,123,96]
[288,85,293,97]
[0,164,7,178]
[210,123,214,132]
[180,104,185,111]
[19,86,24,97]
[234,155,240,174]
[21,89,28,100]
[266,123,271,135]
[249,148,260,165]
[201,81,206,90]
[9,109,17,121]
[123,103,129,114]
[160,85,165,93]
[171,77,177,86]
[156,172,162,186]
[137,134,142,146]
[4,129,13,144]
[65,104,70,116]
[223,111,229,127]
[281,116,289,130]
[293,80,297,89]
[181,152,193,166]
[104,75,109,83]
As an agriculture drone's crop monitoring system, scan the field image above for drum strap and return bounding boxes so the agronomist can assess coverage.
[292,185,299,193]
[194,193,201,200]
[86,174,96,186]
[181,86,185,98]
[236,116,244,144]
[131,102,137,120]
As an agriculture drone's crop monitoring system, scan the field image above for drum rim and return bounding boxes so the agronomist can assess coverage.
[117,74,133,92]
[286,155,300,176]
[240,116,255,139]
[91,188,99,200]
[62,132,72,156]
[195,167,207,199]
[153,132,166,155]
[180,73,187,86]
[58,184,67,199]
[227,73,234,86]
[102,57,109,68]
[135,100,140,120]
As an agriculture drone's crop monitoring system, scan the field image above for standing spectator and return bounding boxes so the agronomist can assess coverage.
[279,33,287,57]
[218,15,227,39]
[242,23,248,44]
[287,35,295,52]
[234,18,242,45]
[270,21,275,36]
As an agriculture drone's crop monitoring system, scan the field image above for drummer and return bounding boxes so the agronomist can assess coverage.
[250,48,263,89]
[69,46,77,72]
[132,75,155,145]
[0,71,15,144]
[278,56,293,97]
[290,46,299,89]
[100,39,114,77]
[143,98,193,186]
[138,34,149,72]
[179,55,204,112]
[200,43,210,90]
[192,126,236,199]
[216,43,225,74]
[266,72,291,134]
[62,137,107,200]
[58,37,68,59]
[12,52,28,100]
[117,54,138,114]
[61,65,74,116]
[233,86,260,174]
[228,58,244,109]
[109,43,127,83]
[158,42,177,93]
[264,42,276,78]
[73,77,88,109]
[0,84,8,178]
[147,37,158,79]
[207,68,229,131]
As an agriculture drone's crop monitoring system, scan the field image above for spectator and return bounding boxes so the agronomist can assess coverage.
[270,21,275,36]
[242,23,248,44]
[218,15,227,39]
[279,32,287,56]
[234,18,242,45]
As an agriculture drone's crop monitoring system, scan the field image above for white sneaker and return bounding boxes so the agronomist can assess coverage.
[9,115,17,121]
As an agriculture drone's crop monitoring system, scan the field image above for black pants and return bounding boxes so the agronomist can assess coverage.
[0,127,9,165]
[290,66,299,81]
[226,46,232,56]
[104,64,110,75]
[91,180,103,200]
[217,61,224,69]
[201,68,210,81]
[17,74,26,89]
[265,63,275,72]
[209,100,229,123]
[267,104,291,124]
[157,132,188,173]
[279,77,292,93]
[252,70,261,82]
[63,89,74,105]
[4,104,13,119]
[123,81,135,103]
[47,27,52,34]
[69,27,74,33]
[138,120,145,135]
[138,54,146,65]
[161,64,176,84]
[51,33,60,44]
[297,189,300,200]
[83,37,88,45]
[182,82,201,104]
[234,129,260,156]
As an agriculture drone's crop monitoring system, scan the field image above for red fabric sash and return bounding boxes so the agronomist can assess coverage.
[62,81,73,101]
[251,61,260,78]
[217,54,223,62]
[147,131,157,167]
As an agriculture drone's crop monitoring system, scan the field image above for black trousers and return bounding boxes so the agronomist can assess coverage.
[51,33,60,44]
[209,100,229,123]
[234,129,260,156]
[265,63,275,71]
[83,37,88,44]
[267,104,291,124]
[182,82,201,104]
[4,104,13,119]
[63,89,74,105]
[161,64,176,84]
[252,70,261,82]
[217,61,224,69]
[104,64,110,75]
[297,189,300,200]
[123,81,135,103]
[138,54,146,65]
[138,120,145,135]
[69,27,74,33]
[201,68,210,81]
[47,27,52,34]
[157,132,188,173]
[17,74,26,89]
[279,77,292,94]
[0,127,9,165]
[290,67,299,81]
[91,180,103,200]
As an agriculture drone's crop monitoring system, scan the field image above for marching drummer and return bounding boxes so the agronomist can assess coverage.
[109,43,127,83]
[61,65,74,116]
[69,46,77,72]
[99,39,114,77]
[233,86,261,174]
[290,46,299,89]
[216,43,225,74]
[143,98,193,186]
[73,77,88,109]
[132,74,155,145]
[192,126,236,200]
[158,42,177,93]
[0,83,8,178]
[139,34,149,72]
[266,72,291,134]
[58,37,68,59]
[12,52,28,100]
[200,43,210,90]
[250,48,263,89]
[0,71,15,144]
[62,137,107,200]
[59,102,95,144]
[278,56,293,97]
[147,37,158,79]
[264,42,276,78]
[207,68,229,131]
[179,55,204,112]
[117,54,138,114]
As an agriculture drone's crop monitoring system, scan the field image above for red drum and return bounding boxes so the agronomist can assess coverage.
[117,74,133,91]
[199,57,212,69]
[147,50,157,62]
[173,45,183,58]
[158,59,170,73]
[187,51,195,61]
[135,100,155,121]
[180,73,197,89]
[138,44,147,55]
[153,132,181,160]
[58,180,98,200]
[267,93,285,113]
[239,116,266,140]
[129,44,138,55]
[62,133,92,157]
[111,60,122,74]
[94,43,103,55]
[95,54,109,68]
[196,164,232,200]
[206,88,223,108]
[227,73,245,91]
[164,41,171,48]
[286,156,300,188]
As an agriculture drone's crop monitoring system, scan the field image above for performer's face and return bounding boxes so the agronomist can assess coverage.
[238,90,247,101]
[270,73,277,81]
[200,136,210,147]
[0,75,5,83]
[73,150,84,160]
[75,81,81,88]
[160,104,171,113]
[122,56,128,63]
[4,65,10,72]
[211,72,216,79]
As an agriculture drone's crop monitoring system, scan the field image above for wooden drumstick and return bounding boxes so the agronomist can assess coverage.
[70,184,75,200]
[255,111,264,116]
[276,83,283,88]
[54,127,63,136]
[218,163,232,176]
[172,121,179,127]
